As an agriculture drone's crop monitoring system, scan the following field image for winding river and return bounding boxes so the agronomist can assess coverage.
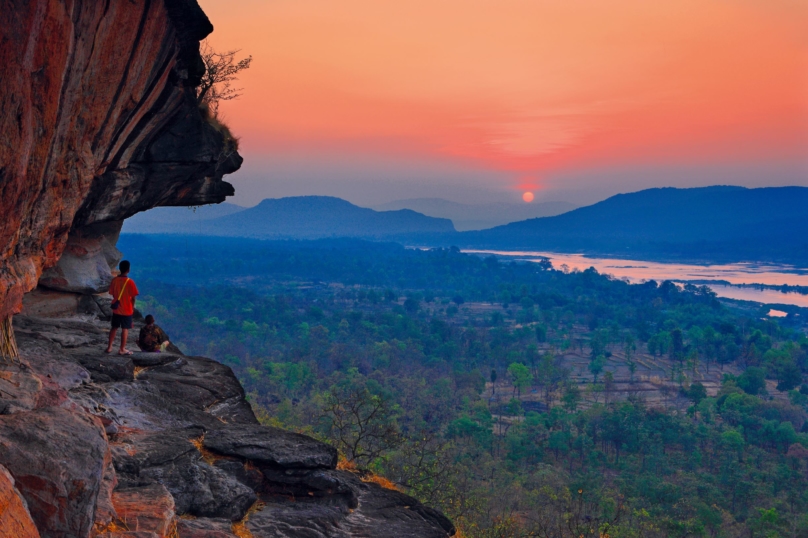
[464,250,808,309]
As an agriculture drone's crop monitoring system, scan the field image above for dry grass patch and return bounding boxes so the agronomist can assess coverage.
[336,455,400,491]
[231,500,265,538]
[190,435,223,465]
[93,519,129,534]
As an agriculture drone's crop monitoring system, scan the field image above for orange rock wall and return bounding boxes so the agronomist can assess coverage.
[0,0,238,317]
[0,464,41,538]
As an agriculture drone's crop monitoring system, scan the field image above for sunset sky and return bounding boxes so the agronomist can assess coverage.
[198,0,808,206]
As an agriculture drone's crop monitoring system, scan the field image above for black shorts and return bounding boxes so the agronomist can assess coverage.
[111,314,133,329]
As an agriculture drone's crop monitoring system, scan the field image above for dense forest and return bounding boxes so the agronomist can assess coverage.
[120,234,808,537]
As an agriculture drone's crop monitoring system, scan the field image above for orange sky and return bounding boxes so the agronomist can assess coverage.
[199,0,808,204]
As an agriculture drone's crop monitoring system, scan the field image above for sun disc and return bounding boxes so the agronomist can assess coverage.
[522,191,534,203]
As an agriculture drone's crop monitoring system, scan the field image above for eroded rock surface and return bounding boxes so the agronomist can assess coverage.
[107,484,176,537]
[39,222,124,295]
[203,424,339,470]
[0,0,240,318]
[111,428,256,521]
[0,315,455,537]
[0,464,40,538]
[0,406,109,538]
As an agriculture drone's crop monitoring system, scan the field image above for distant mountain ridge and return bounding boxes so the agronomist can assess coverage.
[373,198,577,230]
[123,202,245,234]
[458,186,808,263]
[124,196,455,239]
[122,187,808,265]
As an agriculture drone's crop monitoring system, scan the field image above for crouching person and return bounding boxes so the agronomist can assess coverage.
[137,315,171,353]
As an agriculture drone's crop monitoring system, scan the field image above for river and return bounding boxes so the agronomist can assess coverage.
[463,250,808,309]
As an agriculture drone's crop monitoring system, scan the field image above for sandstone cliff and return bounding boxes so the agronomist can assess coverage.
[0,0,239,319]
[0,1,455,536]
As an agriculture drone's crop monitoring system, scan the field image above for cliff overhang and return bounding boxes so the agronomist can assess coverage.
[0,0,240,318]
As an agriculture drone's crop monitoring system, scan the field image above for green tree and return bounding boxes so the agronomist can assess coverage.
[720,429,746,461]
[737,367,766,395]
[507,362,532,397]
[687,382,707,404]
[535,323,548,343]
[589,354,606,383]
[506,397,524,417]
[671,327,684,361]
[562,383,581,412]
[403,297,420,314]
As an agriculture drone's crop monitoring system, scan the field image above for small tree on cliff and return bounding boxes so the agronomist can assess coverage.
[196,40,252,116]
[318,383,403,465]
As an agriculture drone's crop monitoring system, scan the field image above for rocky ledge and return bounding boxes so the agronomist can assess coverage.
[0,312,454,538]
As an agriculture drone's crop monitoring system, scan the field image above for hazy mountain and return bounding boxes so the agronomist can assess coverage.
[124,196,455,239]
[122,203,245,234]
[122,188,808,264]
[458,186,808,263]
[374,197,577,230]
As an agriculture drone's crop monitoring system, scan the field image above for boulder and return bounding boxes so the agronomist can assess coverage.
[246,501,351,538]
[0,407,108,538]
[259,468,356,501]
[176,518,237,538]
[138,457,256,522]
[23,354,91,392]
[74,354,135,383]
[111,429,255,521]
[108,484,176,537]
[342,480,456,538]
[0,464,40,538]
[247,470,455,538]
[99,381,227,432]
[0,363,43,414]
[203,424,338,470]
[136,356,257,425]
[212,460,264,491]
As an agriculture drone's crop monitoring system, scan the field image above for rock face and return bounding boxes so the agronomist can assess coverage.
[0,0,240,317]
[0,1,455,536]
[39,222,125,295]
[203,424,339,469]
[108,484,176,537]
[0,406,109,538]
[0,464,40,538]
[0,315,455,537]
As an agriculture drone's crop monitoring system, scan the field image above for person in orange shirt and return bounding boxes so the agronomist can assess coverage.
[106,260,140,355]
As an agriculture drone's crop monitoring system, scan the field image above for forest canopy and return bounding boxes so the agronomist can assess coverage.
[120,234,808,538]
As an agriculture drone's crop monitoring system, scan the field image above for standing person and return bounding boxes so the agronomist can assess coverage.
[106,260,139,355]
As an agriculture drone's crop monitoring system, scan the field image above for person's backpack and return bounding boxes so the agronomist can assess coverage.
[111,278,129,311]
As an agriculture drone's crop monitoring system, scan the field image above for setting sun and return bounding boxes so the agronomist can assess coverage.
[199,0,808,205]
[522,192,534,203]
